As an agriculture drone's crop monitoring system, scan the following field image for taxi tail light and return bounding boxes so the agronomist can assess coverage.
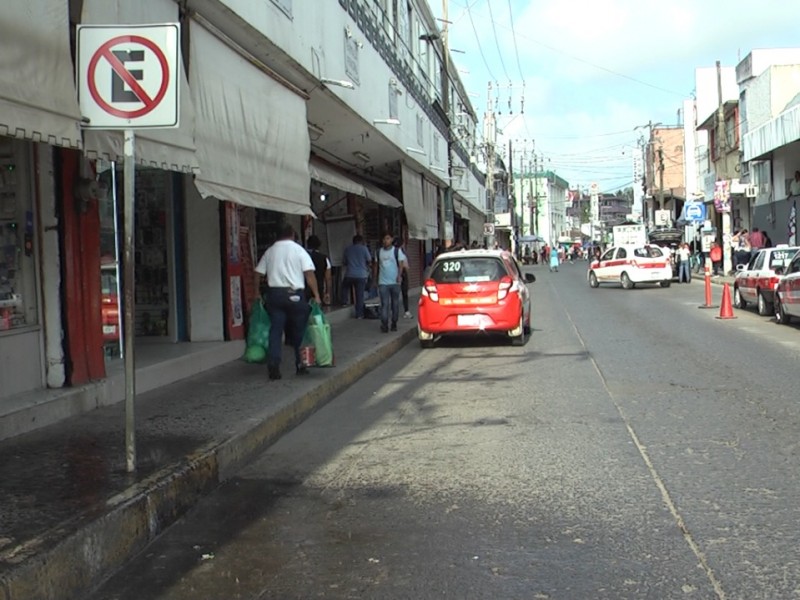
[768,276,780,290]
[422,279,439,302]
[497,275,514,300]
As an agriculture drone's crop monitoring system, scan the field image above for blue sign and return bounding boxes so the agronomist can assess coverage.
[684,202,706,222]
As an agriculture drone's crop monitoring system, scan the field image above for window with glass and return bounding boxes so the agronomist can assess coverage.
[0,138,37,332]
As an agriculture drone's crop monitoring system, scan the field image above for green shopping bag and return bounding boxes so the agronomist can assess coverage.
[302,302,334,367]
[243,300,271,363]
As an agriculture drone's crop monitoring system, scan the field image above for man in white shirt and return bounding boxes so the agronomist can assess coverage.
[255,224,321,380]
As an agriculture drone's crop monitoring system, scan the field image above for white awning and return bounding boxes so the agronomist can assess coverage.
[190,20,311,215]
[309,156,401,208]
[80,0,199,173]
[309,157,367,196]
[422,178,439,239]
[362,180,402,208]
[401,163,427,239]
[0,0,82,148]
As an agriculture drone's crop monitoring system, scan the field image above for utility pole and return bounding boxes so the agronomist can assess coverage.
[508,138,515,256]
[440,0,454,248]
[533,151,540,239]
[484,81,496,248]
[716,59,732,275]
[658,147,665,210]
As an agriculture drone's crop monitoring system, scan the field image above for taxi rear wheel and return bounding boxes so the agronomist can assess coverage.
[659,280,671,288]
[757,291,771,316]
[733,287,746,309]
[775,296,792,325]
[510,314,526,346]
[620,272,634,289]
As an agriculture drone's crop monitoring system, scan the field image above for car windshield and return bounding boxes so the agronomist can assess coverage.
[430,257,507,283]
[633,246,664,258]
[769,248,799,269]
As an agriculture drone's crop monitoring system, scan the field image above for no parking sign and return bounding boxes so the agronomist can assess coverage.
[77,24,180,129]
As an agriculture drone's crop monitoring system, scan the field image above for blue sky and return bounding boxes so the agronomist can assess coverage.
[435,0,800,195]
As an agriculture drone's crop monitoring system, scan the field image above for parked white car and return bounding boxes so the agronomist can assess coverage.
[588,245,673,289]
[733,246,799,316]
[774,249,800,324]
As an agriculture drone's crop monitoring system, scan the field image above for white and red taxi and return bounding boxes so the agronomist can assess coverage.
[733,245,799,316]
[417,249,535,347]
[588,245,673,289]
[774,249,800,325]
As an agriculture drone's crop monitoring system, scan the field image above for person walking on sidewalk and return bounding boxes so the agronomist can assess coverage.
[373,231,407,333]
[341,234,372,318]
[677,242,692,283]
[394,236,412,319]
[306,235,331,306]
[255,224,321,380]
[710,241,723,276]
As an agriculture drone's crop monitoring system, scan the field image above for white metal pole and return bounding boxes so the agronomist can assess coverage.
[123,129,137,473]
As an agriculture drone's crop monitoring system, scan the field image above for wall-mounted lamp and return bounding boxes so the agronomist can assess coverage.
[406,147,426,156]
[419,33,440,42]
[353,151,370,163]
[321,78,355,89]
[373,118,400,126]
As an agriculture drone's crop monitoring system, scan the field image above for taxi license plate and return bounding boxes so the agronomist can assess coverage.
[457,314,479,326]
[103,325,116,334]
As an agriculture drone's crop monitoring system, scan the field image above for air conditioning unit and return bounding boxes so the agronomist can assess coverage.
[745,185,757,198]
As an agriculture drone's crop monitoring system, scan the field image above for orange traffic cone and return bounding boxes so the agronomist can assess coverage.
[716,283,737,319]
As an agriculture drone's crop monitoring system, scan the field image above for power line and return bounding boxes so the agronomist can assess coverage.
[506,0,525,82]
[491,22,685,97]
[486,0,510,82]
[465,1,497,84]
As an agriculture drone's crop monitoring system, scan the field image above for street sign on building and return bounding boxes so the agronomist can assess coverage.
[77,24,180,129]
[684,202,706,222]
[483,223,495,236]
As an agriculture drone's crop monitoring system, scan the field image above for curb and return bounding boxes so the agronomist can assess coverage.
[0,327,417,600]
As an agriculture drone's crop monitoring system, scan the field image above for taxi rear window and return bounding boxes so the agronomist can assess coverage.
[633,246,664,258]
[431,257,508,283]
[769,248,799,269]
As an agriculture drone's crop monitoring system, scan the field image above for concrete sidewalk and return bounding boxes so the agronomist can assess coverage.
[0,303,418,600]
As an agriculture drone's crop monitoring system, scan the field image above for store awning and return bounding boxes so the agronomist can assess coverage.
[190,20,311,215]
[309,156,401,208]
[362,181,402,208]
[0,0,82,148]
[422,178,439,239]
[309,157,366,196]
[401,163,428,239]
[80,0,199,173]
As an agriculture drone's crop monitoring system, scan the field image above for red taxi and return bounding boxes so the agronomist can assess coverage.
[774,249,800,324]
[588,245,673,289]
[733,246,799,316]
[417,249,535,348]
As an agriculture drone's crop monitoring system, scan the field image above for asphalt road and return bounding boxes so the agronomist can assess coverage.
[89,261,800,600]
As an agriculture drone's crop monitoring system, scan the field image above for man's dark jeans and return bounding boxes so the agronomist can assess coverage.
[342,277,368,317]
[264,288,310,369]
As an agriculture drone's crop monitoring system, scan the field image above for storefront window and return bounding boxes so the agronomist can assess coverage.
[0,139,37,332]
[97,164,121,357]
[97,166,173,350]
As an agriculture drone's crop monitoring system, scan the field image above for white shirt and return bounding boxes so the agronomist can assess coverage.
[255,240,315,289]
